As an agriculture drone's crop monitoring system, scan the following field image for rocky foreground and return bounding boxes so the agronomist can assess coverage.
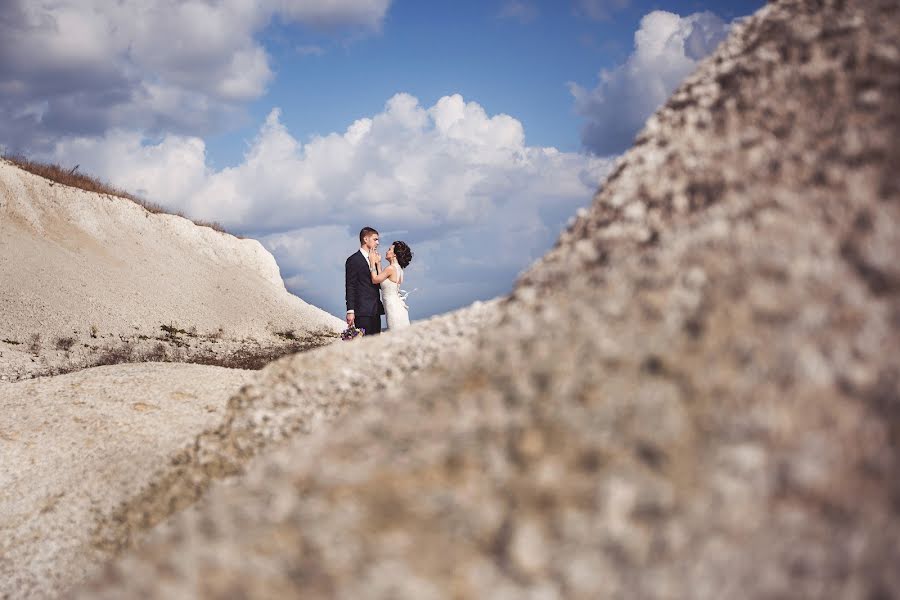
[66,0,897,598]
[0,364,255,597]
[0,300,502,598]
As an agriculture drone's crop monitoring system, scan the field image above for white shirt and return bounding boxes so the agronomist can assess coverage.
[348,247,375,315]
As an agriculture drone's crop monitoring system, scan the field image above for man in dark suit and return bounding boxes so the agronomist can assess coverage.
[345,226,384,335]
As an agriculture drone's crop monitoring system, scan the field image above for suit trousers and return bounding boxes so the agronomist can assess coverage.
[355,315,382,336]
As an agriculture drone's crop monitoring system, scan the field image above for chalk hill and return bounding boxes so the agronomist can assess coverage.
[0,160,343,380]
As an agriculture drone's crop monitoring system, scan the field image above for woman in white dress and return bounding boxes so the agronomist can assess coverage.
[368,241,413,330]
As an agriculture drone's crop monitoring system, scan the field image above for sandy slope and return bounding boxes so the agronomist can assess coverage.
[0,160,343,380]
[0,363,255,598]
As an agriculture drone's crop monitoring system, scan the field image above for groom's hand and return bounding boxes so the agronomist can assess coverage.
[346,313,355,326]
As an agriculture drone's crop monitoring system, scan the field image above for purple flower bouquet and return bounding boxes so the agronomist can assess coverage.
[340,326,365,341]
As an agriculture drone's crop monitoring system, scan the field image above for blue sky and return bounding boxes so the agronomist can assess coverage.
[212,0,762,166]
[1,0,764,320]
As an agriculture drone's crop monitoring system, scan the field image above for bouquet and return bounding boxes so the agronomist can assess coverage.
[340,326,365,341]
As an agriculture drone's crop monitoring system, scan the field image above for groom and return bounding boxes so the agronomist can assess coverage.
[345,226,384,335]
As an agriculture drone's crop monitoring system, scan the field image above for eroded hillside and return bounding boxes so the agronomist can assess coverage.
[0,159,343,380]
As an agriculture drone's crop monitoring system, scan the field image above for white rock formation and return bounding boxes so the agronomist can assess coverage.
[0,159,343,380]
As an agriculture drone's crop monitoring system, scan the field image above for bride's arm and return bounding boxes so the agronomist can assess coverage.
[370,263,394,284]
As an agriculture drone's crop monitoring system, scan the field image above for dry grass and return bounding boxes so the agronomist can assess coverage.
[26,329,339,379]
[2,155,234,236]
[55,337,76,351]
[187,337,336,370]
[94,344,136,367]
[28,333,42,355]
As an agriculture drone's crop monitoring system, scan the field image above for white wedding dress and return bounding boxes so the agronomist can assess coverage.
[380,263,410,330]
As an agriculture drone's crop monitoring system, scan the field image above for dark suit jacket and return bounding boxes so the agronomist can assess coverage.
[345,251,384,317]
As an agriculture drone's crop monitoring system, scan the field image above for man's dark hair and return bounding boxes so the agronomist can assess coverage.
[359,227,379,245]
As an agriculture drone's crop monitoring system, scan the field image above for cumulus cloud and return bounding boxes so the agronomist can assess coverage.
[0,0,392,152]
[570,10,730,155]
[49,131,210,204]
[50,94,613,318]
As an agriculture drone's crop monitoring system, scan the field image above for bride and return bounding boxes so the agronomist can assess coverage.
[368,241,413,330]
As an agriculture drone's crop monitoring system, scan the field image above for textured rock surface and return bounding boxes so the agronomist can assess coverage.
[78,0,899,598]
[85,299,502,563]
[0,363,254,599]
[0,300,499,600]
[0,160,343,381]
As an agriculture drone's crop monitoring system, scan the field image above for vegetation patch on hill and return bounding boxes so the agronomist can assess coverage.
[1,154,232,236]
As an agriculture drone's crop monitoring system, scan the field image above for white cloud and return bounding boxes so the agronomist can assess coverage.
[49,93,614,318]
[0,0,393,151]
[570,10,730,155]
[50,131,210,203]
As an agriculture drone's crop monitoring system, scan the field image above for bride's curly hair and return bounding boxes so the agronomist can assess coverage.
[392,241,413,268]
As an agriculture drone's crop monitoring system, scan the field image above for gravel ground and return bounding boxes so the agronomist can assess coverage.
[0,363,256,599]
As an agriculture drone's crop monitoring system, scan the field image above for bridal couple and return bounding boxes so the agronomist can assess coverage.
[345,226,413,334]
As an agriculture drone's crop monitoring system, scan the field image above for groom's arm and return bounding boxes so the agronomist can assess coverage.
[345,255,358,321]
